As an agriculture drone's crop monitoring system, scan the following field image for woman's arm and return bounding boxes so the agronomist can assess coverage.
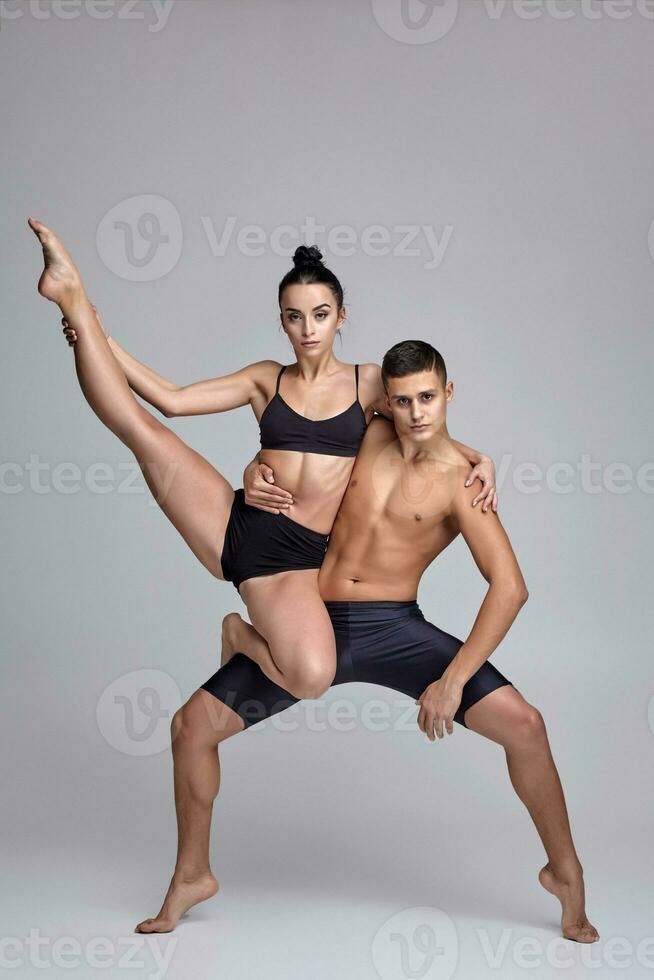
[107,338,278,419]
[63,305,280,419]
[451,439,497,512]
[107,337,178,415]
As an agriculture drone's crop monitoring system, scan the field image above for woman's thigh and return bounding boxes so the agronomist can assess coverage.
[123,406,235,579]
[239,569,337,694]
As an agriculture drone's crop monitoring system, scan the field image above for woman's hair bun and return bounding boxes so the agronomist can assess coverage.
[292,245,324,269]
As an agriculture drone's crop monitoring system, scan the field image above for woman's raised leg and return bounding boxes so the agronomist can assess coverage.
[28,218,234,577]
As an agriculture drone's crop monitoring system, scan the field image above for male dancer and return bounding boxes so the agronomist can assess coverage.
[136,341,598,943]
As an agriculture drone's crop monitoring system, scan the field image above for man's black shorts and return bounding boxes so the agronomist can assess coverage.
[201,600,514,729]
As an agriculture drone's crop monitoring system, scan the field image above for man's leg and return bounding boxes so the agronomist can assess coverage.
[463,688,599,943]
[335,599,599,944]
[135,657,301,933]
[135,691,243,933]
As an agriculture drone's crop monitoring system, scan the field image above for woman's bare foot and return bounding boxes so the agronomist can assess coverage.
[538,862,599,943]
[220,612,244,667]
[27,218,85,307]
[135,871,219,934]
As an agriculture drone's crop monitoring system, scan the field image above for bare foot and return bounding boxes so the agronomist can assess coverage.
[135,871,219,933]
[221,612,244,667]
[27,218,85,307]
[538,862,599,943]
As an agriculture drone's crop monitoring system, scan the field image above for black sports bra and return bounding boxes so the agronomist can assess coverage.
[259,364,368,457]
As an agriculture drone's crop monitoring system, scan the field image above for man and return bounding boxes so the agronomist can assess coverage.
[135,341,598,944]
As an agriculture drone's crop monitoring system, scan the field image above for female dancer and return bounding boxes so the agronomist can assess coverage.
[30,218,496,697]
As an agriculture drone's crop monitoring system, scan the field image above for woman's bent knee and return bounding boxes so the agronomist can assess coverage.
[285,660,335,700]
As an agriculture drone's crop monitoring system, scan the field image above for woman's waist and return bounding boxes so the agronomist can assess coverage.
[257,449,352,532]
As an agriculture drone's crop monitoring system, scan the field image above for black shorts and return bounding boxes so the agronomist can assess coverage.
[200,600,514,728]
[220,489,330,592]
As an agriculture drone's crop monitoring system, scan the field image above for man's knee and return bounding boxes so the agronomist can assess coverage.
[514,703,547,741]
[171,691,242,749]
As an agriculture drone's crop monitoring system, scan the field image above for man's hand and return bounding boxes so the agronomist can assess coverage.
[243,457,294,514]
[465,455,498,513]
[415,675,464,741]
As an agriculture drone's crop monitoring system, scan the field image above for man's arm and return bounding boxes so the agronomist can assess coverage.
[441,473,528,687]
[242,453,294,513]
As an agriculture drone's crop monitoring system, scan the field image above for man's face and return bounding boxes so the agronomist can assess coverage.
[384,369,453,442]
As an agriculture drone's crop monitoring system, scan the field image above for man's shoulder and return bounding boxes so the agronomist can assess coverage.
[449,443,475,476]
[366,413,396,438]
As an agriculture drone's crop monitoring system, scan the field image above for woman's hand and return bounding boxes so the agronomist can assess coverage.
[61,303,111,346]
[243,457,294,514]
[465,454,498,513]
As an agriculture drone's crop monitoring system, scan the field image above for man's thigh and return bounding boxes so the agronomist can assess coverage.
[348,608,515,729]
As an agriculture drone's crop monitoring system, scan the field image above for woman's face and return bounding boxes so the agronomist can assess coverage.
[279,282,345,357]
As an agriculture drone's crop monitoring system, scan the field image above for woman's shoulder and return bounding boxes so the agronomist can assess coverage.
[243,359,285,395]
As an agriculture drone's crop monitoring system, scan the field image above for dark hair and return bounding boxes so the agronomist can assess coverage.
[278,245,344,311]
[381,340,447,388]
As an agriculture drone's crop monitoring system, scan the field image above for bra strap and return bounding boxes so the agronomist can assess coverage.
[275,365,287,395]
[354,363,359,400]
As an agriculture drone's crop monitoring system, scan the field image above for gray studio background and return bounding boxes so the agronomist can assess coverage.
[2,1,652,978]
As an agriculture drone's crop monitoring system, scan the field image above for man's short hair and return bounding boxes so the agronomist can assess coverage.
[381,340,447,389]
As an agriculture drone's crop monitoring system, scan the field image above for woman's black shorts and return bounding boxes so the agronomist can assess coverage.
[220,489,330,592]
[200,600,514,728]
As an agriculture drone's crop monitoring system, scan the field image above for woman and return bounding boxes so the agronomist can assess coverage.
[30,217,496,697]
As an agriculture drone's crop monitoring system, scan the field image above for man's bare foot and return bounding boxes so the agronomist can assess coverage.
[27,218,85,307]
[135,871,219,934]
[221,612,244,667]
[538,862,599,943]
